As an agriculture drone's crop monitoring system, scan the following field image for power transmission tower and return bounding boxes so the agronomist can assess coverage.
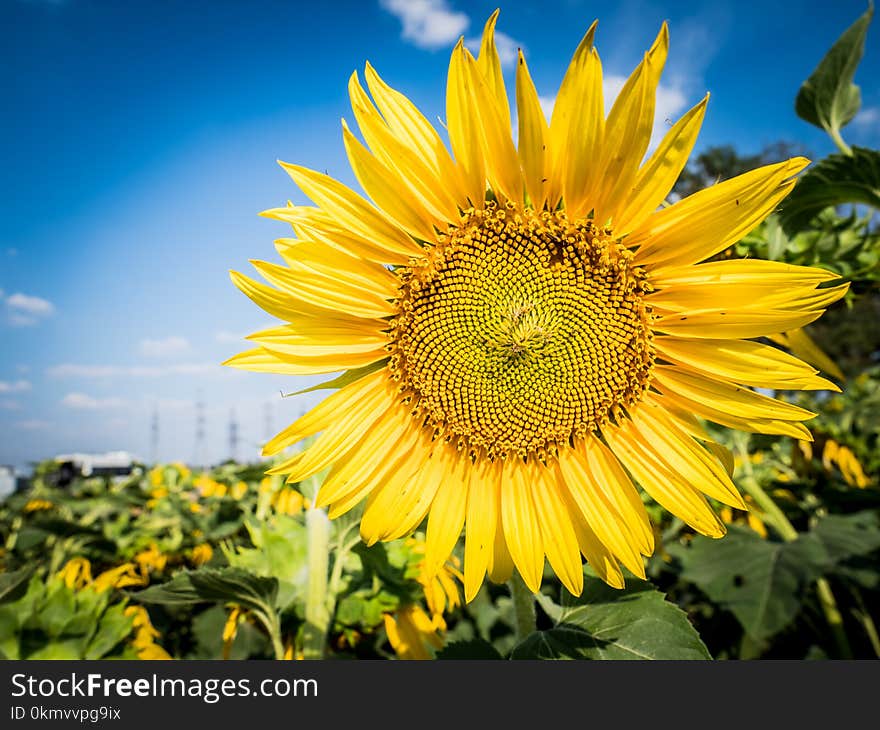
[264,401,273,444]
[229,409,239,463]
[194,392,205,468]
[150,403,159,465]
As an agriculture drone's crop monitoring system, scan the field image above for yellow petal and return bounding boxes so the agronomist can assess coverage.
[222,346,386,376]
[464,457,498,602]
[768,327,846,382]
[657,383,814,441]
[342,120,442,242]
[557,446,647,576]
[475,10,510,128]
[486,472,514,584]
[245,320,388,358]
[461,45,522,203]
[515,49,548,209]
[628,400,747,509]
[567,508,625,588]
[364,61,469,209]
[593,23,669,225]
[275,237,399,292]
[381,441,451,541]
[501,458,544,593]
[632,158,809,268]
[447,40,488,206]
[424,452,469,577]
[655,336,840,391]
[531,462,584,595]
[250,259,395,319]
[546,21,598,209]
[652,259,841,287]
[364,430,449,543]
[348,71,460,222]
[317,409,415,509]
[279,162,423,258]
[262,369,386,456]
[264,205,412,265]
[267,379,392,481]
[653,365,817,422]
[652,308,826,340]
[604,422,726,537]
[615,94,708,235]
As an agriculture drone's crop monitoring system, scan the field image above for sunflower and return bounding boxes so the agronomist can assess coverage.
[226,12,846,601]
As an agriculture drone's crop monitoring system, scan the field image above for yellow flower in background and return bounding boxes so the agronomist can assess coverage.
[719,495,768,539]
[125,606,172,660]
[148,466,164,488]
[272,487,304,516]
[92,563,147,591]
[226,11,846,599]
[222,606,245,660]
[56,558,146,592]
[822,440,870,488]
[406,536,463,631]
[135,543,167,575]
[23,498,54,513]
[195,475,227,498]
[231,481,249,500]
[56,557,93,590]
[384,605,444,660]
[188,543,214,566]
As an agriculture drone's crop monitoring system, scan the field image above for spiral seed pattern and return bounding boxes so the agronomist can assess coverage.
[389,202,655,459]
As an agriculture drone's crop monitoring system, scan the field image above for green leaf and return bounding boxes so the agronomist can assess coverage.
[0,565,36,606]
[436,638,504,660]
[130,567,279,616]
[510,572,711,660]
[26,640,86,660]
[84,603,134,659]
[673,527,827,642]
[805,510,880,565]
[795,4,873,137]
[780,147,880,234]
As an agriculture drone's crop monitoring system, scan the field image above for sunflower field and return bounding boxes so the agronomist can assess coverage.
[2,6,880,662]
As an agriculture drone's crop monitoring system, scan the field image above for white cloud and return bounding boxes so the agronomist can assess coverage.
[6,248,17,257]
[0,379,31,393]
[0,399,21,411]
[852,107,879,129]
[6,292,54,316]
[62,392,127,410]
[380,0,469,49]
[48,362,222,379]
[17,419,51,431]
[139,335,190,358]
[4,292,55,327]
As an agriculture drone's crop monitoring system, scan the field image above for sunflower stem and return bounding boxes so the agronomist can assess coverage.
[827,124,853,157]
[734,436,853,658]
[508,572,537,644]
[302,506,331,660]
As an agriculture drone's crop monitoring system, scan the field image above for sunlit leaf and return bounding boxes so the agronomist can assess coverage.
[795,4,873,138]
[780,147,880,234]
[511,571,711,659]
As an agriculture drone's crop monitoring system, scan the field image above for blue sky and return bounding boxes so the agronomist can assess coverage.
[1,0,878,472]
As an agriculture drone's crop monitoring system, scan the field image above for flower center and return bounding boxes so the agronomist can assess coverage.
[389,202,655,459]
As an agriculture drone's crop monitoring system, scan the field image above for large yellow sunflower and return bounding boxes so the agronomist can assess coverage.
[226,12,847,601]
